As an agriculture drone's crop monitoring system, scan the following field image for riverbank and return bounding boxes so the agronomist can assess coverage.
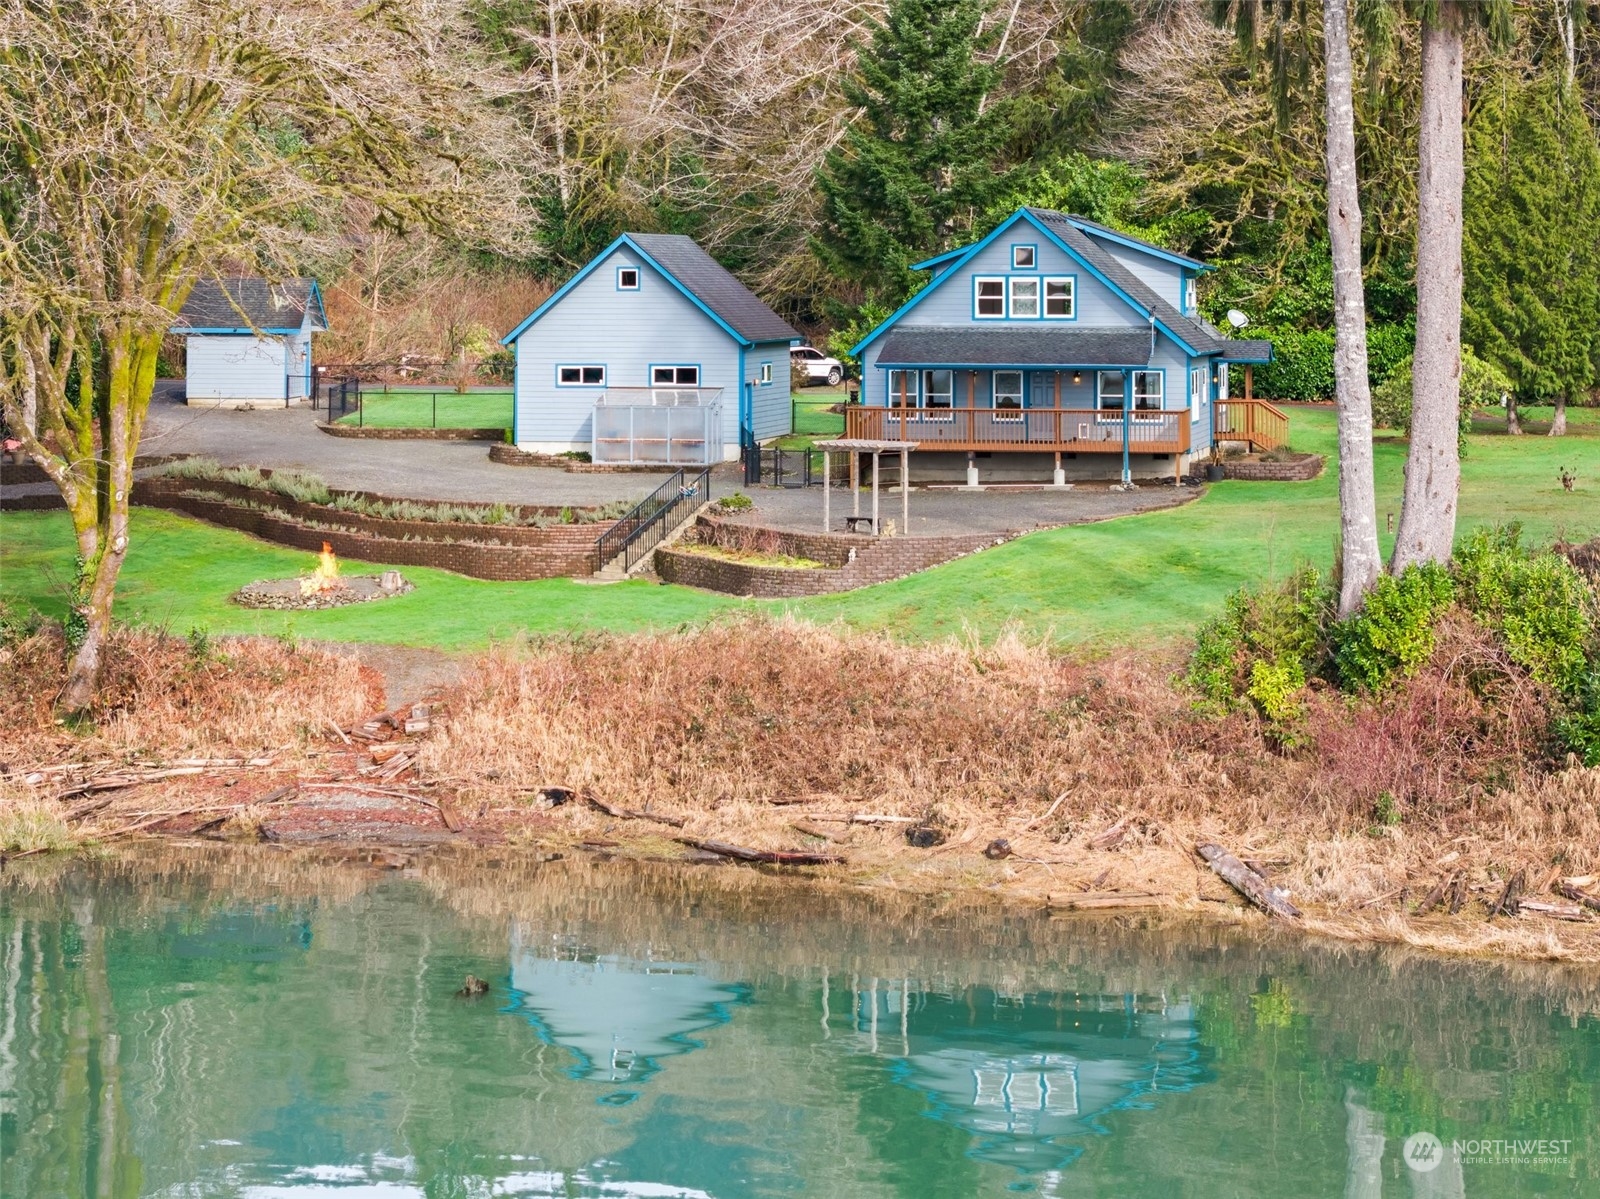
[5,620,1599,964]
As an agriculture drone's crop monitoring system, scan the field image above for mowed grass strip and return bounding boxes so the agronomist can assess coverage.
[3,408,1596,649]
[336,388,513,429]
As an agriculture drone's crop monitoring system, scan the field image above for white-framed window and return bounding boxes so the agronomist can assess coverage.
[1097,370,1125,415]
[1133,370,1164,414]
[759,361,773,385]
[1044,277,1075,319]
[888,369,920,407]
[1190,367,1207,420]
[922,369,954,413]
[617,266,640,290]
[1012,245,1036,269]
[558,364,605,386]
[993,370,1023,419]
[1009,277,1040,319]
[1185,276,1198,313]
[651,365,699,385]
[975,277,1005,319]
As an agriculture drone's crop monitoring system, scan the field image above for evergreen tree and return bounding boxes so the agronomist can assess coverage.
[812,0,1012,301]
[1464,69,1600,435]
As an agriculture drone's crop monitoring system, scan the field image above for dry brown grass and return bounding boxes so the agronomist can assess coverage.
[418,617,1600,959]
[1,626,382,767]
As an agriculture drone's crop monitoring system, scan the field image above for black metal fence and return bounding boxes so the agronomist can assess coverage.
[743,446,853,488]
[595,466,714,575]
[314,376,362,420]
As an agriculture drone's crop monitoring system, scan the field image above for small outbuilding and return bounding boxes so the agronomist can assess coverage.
[501,234,801,465]
[172,277,328,408]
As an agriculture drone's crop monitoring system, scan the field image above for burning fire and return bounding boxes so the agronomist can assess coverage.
[299,542,342,597]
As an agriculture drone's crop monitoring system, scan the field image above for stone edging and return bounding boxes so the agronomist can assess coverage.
[1194,453,1324,483]
[654,514,1011,597]
[318,423,505,441]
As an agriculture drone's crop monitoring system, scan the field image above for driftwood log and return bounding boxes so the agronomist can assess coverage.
[1195,843,1301,919]
[1048,892,1171,912]
[674,837,843,866]
[1555,882,1600,914]
[586,794,686,828]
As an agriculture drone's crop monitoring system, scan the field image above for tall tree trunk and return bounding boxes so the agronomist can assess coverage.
[1323,0,1382,616]
[1549,392,1567,435]
[1392,0,1465,571]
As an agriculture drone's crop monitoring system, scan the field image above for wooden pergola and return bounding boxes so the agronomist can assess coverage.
[814,438,920,536]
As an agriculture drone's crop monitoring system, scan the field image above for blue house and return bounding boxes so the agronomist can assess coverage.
[502,234,801,465]
[172,277,327,408]
[849,208,1276,484]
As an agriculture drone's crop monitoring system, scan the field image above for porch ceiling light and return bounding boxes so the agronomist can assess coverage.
[1072,371,1082,385]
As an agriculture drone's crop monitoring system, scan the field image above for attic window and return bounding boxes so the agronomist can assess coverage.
[1012,245,1036,269]
[618,267,640,290]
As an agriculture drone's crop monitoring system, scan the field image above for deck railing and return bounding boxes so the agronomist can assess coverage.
[1214,399,1289,451]
[843,406,1191,455]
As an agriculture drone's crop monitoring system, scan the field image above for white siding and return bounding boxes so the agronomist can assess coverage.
[185,335,288,402]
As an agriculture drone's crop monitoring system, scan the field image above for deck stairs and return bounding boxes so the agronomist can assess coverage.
[590,466,714,583]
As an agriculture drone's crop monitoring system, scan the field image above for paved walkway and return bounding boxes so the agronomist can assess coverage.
[720,479,1197,537]
[140,381,675,506]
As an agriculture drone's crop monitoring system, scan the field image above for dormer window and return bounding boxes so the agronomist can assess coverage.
[1012,245,1036,269]
[1185,276,1197,313]
[617,267,640,290]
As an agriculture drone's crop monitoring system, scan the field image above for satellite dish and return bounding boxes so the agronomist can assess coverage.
[1226,309,1250,330]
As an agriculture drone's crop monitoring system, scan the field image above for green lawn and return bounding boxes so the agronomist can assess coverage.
[4,408,1596,650]
[775,388,848,450]
[336,388,513,430]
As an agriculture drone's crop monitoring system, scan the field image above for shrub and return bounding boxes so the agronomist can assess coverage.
[1247,658,1307,744]
[1454,524,1596,697]
[1332,564,1456,692]
[1254,329,1334,401]
[718,492,754,512]
[1554,675,1600,766]
[1371,348,1511,446]
[0,598,43,647]
[1185,565,1328,719]
[262,469,332,506]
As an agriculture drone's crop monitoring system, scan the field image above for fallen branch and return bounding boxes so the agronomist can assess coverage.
[1048,892,1172,912]
[1088,816,1130,851]
[794,813,917,825]
[1487,868,1526,919]
[1195,843,1300,920]
[1555,882,1600,914]
[674,836,843,866]
[1025,790,1070,830]
[1518,900,1589,922]
[586,795,686,828]
[326,719,353,746]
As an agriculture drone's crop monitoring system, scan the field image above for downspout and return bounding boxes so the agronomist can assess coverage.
[511,338,519,449]
[737,345,747,467]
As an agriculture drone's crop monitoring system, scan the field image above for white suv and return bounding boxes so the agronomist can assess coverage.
[790,345,845,387]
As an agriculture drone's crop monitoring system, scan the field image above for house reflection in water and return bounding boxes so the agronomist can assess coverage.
[847,981,1207,1174]
[508,924,750,1083]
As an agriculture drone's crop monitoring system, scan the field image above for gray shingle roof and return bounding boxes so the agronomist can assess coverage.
[1219,340,1275,364]
[173,277,326,333]
[1027,209,1228,355]
[876,327,1154,367]
[1067,214,1209,269]
[630,234,800,345]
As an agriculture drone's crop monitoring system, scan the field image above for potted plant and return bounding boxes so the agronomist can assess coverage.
[1205,446,1226,482]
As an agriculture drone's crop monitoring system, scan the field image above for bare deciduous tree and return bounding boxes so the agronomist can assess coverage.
[0,0,525,712]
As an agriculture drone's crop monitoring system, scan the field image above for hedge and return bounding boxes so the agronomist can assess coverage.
[1251,324,1414,402]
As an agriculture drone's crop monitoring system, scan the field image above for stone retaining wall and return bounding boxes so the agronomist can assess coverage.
[318,424,505,441]
[488,444,681,473]
[1194,453,1324,483]
[654,514,1008,597]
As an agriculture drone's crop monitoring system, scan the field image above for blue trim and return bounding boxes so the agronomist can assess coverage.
[852,208,1203,358]
[502,234,755,347]
[616,265,641,291]
[1011,243,1038,270]
[555,363,607,387]
[511,344,519,445]
[178,326,301,335]
[1072,220,1211,272]
[306,279,330,330]
[737,346,749,446]
[874,360,1150,371]
[909,247,967,272]
[758,360,774,386]
[648,362,703,386]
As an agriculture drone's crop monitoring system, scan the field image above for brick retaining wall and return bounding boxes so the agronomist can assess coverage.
[1193,453,1324,483]
[488,443,691,473]
[318,424,505,441]
[654,515,1009,597]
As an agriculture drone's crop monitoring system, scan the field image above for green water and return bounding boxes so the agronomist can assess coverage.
[2,847,1597,1197]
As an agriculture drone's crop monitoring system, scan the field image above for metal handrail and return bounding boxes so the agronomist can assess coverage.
[594,466,713,574]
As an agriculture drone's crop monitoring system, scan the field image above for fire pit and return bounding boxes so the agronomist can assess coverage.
[233,543,413,610]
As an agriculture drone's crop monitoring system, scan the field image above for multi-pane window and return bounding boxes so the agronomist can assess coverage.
[1133,371,1164,412]
[922,369,954,410]
[993,370,1023,417]
[888,369,920,406]
[558,365,605,386]
[651,365,699,385]
[1009,278,1040,319]
[975,278,1005,318]
[1044,278,1075,319]
[1190,367,1207,420]
[759,361,773,385]
[1097,370,1125,412]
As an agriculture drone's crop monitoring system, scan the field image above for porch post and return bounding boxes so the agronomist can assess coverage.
[822,448,830,532]
[1121,372,1132,487]
[871,451,880,535]
[1054,450,1065,488]
[966,450,979,489]
[851,449,860,520]
[1245,364,1254,400]
[901,446,909,533]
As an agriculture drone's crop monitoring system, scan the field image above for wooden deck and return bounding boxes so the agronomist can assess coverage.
[842,399,1289,455]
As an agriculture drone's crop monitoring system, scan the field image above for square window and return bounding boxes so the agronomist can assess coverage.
[888,369,919,406]
[1012,245,1036,269]
[1133,371,1163,411]
[1097,371,1126,412]
[1044,277,1074,319]
[1009,277,1039,319]
[975,277,1005,318]
[618,267,640,290]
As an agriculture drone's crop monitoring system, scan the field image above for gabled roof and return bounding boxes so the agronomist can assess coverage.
[1026,210,1227,356]
[876,327,1152,368]
[502,233,800,347]
[1067,215,1211,272]
[172,277,326,335]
